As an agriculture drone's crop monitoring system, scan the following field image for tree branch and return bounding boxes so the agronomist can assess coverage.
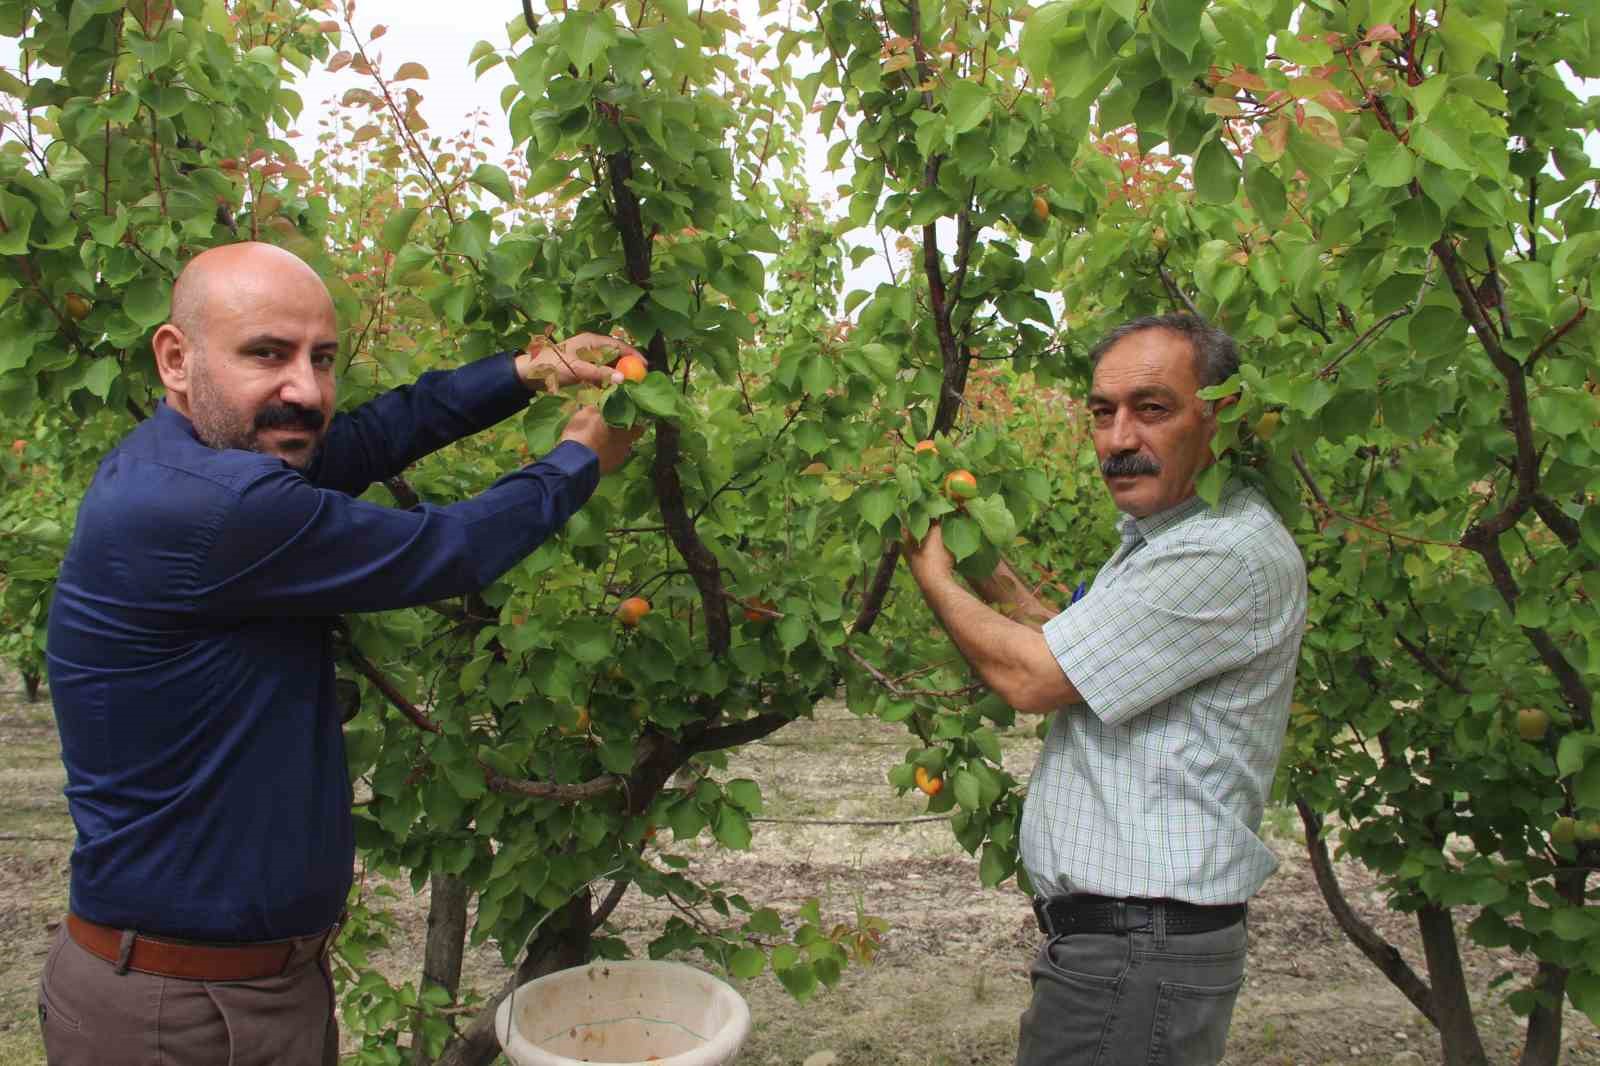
[346,645,442,734]
[1297,798,1437,1025]
[483,770,625,802]
[689,712,791,753]
[1458,529,1592,726]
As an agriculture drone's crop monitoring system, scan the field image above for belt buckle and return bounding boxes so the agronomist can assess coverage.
[1031,897,1052,937]
[1109,900,1129,934]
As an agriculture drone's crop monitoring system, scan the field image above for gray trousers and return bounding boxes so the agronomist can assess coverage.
[1015,918,1247,1066]
[37,924,339,1066]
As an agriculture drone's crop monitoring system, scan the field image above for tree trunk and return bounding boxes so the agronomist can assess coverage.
[1518,960,1567,1066]
[412,873,471,1066]
[434,889,593,1066]
[1519,866,1588,1066]
[23,669,41,702]
[1416,903,1488,1066]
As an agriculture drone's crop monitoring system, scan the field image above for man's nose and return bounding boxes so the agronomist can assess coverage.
[1105,409,1140,453]
[278,353,320,408]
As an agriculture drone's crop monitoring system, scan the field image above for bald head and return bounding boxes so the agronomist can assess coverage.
[152,242,341,469]
[170,242,333,347]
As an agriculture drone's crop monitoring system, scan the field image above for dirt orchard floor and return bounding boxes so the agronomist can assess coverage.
[2,678,1596,1066]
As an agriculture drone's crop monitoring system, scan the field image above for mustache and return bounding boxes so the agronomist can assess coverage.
[254,404,325,433]
[1101,452,1160,478]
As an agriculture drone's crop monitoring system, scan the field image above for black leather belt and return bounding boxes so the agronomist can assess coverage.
[1033,894,1245,937]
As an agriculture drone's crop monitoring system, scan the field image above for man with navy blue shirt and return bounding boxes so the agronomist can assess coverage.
[39,241,640,1065]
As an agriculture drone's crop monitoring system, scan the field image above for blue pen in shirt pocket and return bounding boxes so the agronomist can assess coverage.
[1070,581,1088,604]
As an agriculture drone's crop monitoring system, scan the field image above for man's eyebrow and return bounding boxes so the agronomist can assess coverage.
[235,334,340,354]
[1087,384,1182,405]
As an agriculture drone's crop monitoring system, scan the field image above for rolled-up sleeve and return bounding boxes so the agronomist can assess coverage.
[190,441,598,617]
[1041,543,1260,727]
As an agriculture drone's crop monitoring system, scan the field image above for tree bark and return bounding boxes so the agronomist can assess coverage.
[22,670,42,702]
[434,890,593,1066]
[412,873,471,1066]
[1416,903,1488,1066]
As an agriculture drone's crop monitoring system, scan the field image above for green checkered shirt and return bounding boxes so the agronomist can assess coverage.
[1021,483,1307,904]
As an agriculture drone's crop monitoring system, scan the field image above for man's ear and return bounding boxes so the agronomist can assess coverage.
[151,323,190,401]
[1208,392,1239,420]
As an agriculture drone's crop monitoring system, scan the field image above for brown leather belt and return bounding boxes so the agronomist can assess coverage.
[66,913,339,981]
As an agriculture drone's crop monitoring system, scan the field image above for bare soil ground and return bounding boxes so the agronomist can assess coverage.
[2,675,1596,1065]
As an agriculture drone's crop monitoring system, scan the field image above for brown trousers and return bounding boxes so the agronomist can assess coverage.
[37,924,339,1066]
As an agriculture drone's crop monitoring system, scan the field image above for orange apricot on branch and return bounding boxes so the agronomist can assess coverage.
[615,354,648,383]
[944,469,978,502]
[616,596,651,627]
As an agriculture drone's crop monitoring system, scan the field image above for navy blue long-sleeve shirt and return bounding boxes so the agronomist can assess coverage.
[46,352,598,942]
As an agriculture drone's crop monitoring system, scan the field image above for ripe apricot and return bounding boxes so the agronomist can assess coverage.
[944,469,978,502]
[616,354,648,382]
[914,440,938,456]
[743,598,776,623]
[1032,195,1049,221]
[914,765,943,797]
[64,293,91,321]
[616,596,651,627]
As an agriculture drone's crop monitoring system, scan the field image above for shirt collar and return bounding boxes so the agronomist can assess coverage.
[153,398,202,442]
[1121,480,1238,544]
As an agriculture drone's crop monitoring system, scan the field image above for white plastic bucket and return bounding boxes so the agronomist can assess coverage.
[494,959,752,1066]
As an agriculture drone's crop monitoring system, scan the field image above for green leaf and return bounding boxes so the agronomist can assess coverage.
[469,164,516,203]
[944,79,992,134]
[1365,130,1415,187]
[1194,137,1241,204]
[1551,907,1597,942]
[1243,158,1286,221]
[1151,0,1206,58]
[1570,969,1600,1028]
[122,277,170,329]
[1393,196,1443,246]
[601,386,637,428]
[443,760,486,801]
[459,652,493,693]
[714,805,753,850]
[725,778,763,814]
[978,842,1014,887]
[627,372,680,418]
[597,738,636,774]
[777,960,816,999]
[82,358,118,400]
[1576,760,1600,809]
[563,618,614,664]
[953,769,982,811]
[561,11,617,72]
[1556,734,1593,779]
[380,207,423,252]
[942,514,982,561]
[1411,119,1473,171]
[858,486,896,532]
[1580,507,1600,557]
[730,947,765,979]
[965,495,1018,547]
[596,277,646,318]
[446,211,492,262]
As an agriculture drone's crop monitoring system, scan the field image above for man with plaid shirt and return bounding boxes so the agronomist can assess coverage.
[903,314,1307,1066]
